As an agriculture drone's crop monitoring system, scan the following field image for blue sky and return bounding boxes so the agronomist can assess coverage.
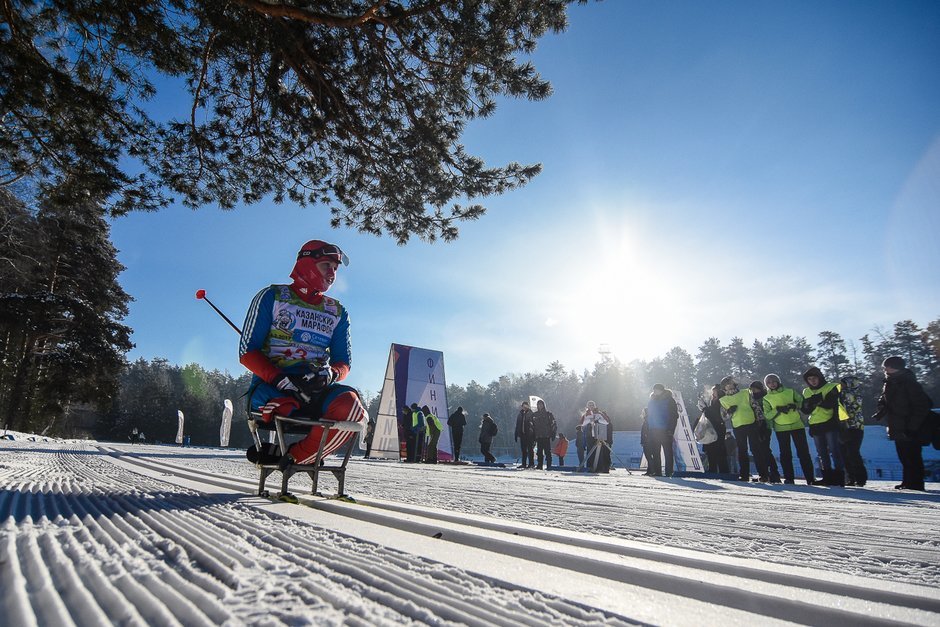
[110,1,940,396]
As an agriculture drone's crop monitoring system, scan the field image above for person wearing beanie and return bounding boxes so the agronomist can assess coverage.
[749,380,781,483]
[763,373,817,485]
[696,384,729,475]
[645,384,679,477]
[801,366,846,486]
[718,376,769,482]
[479,413,498,463]
[239,240,367,466]
[514,401,536,468]
[874,356,933,491]
[839,375,868,487]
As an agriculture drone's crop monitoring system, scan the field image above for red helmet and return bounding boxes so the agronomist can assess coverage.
[290,240,348,295]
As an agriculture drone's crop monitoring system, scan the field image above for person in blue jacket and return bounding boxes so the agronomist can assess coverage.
[645,384,679,477]
[239,240,367,465]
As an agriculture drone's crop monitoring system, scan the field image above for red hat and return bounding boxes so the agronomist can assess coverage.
[290,240,348,297]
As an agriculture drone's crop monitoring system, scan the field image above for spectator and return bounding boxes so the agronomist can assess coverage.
[514,401,536,468]
[640,408,656,475]
[553,432,570,467]
[839,375,867,487]
[448,406,467,461]
[719,376,768,482]
[749,380,781,483]
[405,403,425,463]
[575,424,587,468]
[874,356,933,491]
[423,405,443,464]
[531,400,557,470]
[580,401,612,473]
[479,413,498,463]
[696,385,729,475]
[646,384,679,477]
[763,374,816,485]
[725,431,739,475]
[801,367,845,486]
[363,418,375,458]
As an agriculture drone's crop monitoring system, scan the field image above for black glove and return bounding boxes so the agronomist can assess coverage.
[272,370,329,402]
[726,405,738,416]
[308,366,335,392]
[803,396,820,412]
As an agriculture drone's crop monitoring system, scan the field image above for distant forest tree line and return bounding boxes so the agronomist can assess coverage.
[5,309,937,449]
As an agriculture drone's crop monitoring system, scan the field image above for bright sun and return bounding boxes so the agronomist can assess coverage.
[550,218,692,361]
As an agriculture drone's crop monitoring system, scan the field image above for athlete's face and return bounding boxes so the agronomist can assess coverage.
[316,260,339,290]
[766,378,780,391]
[806,374,820,387]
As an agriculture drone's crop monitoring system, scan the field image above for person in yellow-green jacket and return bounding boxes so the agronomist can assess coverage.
[422,405,443,464]
[718,377,769,482]
[763,374,817,485]
[801,366,845,486]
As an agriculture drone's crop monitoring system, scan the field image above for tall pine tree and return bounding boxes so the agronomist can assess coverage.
[0,181,132,433]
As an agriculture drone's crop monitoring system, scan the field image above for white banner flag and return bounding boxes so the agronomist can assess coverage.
[220,399,233,447]
[176,410,185,444]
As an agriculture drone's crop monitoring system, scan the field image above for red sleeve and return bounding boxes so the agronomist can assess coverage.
[240,350,281,384]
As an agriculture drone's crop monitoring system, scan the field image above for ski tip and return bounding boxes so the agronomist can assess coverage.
[195,289,206,299]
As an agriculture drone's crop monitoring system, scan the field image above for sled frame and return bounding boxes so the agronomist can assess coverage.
[248,412,363,498]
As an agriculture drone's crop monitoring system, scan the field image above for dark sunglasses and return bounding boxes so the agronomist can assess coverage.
[298,244,349,266]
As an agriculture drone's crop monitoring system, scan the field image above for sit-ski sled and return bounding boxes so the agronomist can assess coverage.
[248,411,363,501]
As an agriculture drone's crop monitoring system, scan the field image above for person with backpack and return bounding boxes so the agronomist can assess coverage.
[874,356,934,491]
[479,413,498,463]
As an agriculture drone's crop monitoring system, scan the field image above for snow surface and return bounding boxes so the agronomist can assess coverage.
[2,433,939,626]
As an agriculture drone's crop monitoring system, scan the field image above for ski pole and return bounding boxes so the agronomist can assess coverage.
[195,289,242,334]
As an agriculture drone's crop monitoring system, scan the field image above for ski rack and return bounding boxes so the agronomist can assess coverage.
[248,412,363,499]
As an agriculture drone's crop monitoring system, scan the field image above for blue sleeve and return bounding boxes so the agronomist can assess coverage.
[239,287,275,357]
[329,307,352,367]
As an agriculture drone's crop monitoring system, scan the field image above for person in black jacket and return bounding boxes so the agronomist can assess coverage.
[697,385,729,474]
[514,401,536,468]
[448,406,467,461]
[531,400,557,470]
[479,413,498,463]
[874,356,933,491]
[646,385,679,476]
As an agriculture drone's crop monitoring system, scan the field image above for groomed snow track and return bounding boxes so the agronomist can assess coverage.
[1,441,938,626]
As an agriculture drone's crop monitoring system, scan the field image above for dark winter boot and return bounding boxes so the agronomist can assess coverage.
[823,469,844,486]
[246,443,281,465]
